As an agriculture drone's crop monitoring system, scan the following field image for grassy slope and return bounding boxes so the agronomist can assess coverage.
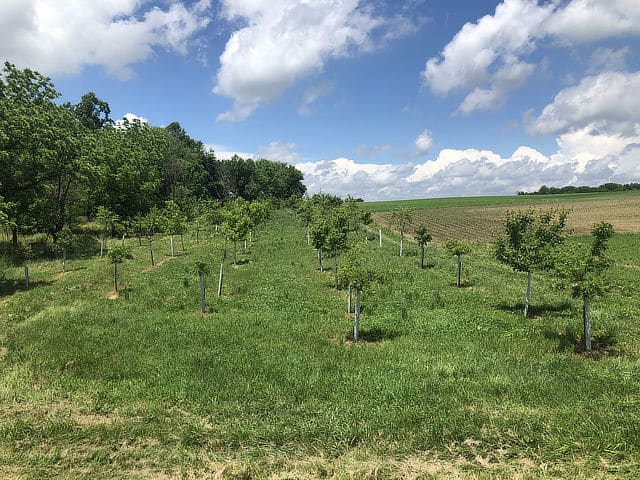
[1,211,639,478]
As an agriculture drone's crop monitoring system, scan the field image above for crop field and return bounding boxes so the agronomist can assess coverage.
[1,203,640,478]
[369,191,640,242]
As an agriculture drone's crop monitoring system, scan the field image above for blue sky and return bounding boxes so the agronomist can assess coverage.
[2,0,639,200]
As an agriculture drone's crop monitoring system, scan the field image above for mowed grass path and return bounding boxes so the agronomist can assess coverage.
[368,191,640,241]
[1,210,640,478]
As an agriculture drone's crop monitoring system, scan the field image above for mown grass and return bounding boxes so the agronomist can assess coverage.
[1,210,639,478]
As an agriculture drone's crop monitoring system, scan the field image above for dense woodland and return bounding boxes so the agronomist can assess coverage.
[0,62,306,244]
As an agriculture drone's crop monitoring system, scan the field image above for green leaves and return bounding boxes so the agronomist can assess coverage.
[557,222,615,298]
[336,242,382,291]
[495,209,569,273]
[107,244,133,264]
[414,224,433,246]
[390,207,413,235]
[444,239,471,257]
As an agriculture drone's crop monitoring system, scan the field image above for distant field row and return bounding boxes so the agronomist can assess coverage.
[369,191,640,242]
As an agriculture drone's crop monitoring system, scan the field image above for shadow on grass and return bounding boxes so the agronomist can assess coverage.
[496,300,572,318]
[543,324,621,357]
[348,327,402,343]
[450,281,475,288]
[0,279,54,296]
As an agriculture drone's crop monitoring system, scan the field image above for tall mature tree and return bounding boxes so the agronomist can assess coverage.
[495,209,569,317]
[71,91,112,130]
[0,62,62,243]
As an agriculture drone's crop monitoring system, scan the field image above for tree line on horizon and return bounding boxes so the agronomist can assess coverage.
[0,61,306,245]
[518,182,640,196]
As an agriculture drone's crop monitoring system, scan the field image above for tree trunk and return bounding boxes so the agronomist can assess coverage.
[114,262,118,293]
[400,234,403,256]
[348,285,352,314]
[62,250,66,273]
[218,262,224,296]
[333,250,337,274]
[100,238,104,258]
[306,228,310,246]
[583,295,591,351]
[196,226,200,245]
[456,255,462,287]
[149,238,155,266]
[233,240,237,264]
[524,271,532,317]
[420,244,425,269]
[170,235,175,257]
[353,289,361,341]
[199,273,206,313]
[12,227,18,246]
[23,262,29,289]
[181,234,185,252]
[121,234,125,246]
[319,247,323,272]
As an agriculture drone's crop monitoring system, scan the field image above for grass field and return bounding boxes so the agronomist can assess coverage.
[1,200,640,478]
[368,191,640,241]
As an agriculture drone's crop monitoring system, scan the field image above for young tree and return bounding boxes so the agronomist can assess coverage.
[337,242,380,341]
[221,199,251,264]
[194,260,210,313]
[95,206,120,258]
[558,222,614,351]
[445,240,471,287]
[54,225,76,273]
[414,224,432,269]
[495,209,569,317]
[326,210,349,279]
[163,200,187,257]
[107,244,133,293]
[390,207,413,256]
[143,207,164,266]
[309,215,331,272]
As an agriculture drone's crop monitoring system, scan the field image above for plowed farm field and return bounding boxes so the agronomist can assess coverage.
[370,191,640,242]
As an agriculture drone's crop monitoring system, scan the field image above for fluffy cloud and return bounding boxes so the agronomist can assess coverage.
[545,0,640,43]
[114,112,149,128]
[527,71,640,136]
[414,130,433,156]
[296,131,640,200]
[257,142,301,163]
[422,0,551,112]
[214,0,415,121]
[0,0,211,78]
[422,0,640,114]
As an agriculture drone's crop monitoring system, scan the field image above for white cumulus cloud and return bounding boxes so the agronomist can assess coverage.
[296,130,640,200]
[0,0,212,78]
[214,0,417,121]
[527,71,640,136]
[422,0,640,115]
[257,142,301,163]
[414,130,433,156]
